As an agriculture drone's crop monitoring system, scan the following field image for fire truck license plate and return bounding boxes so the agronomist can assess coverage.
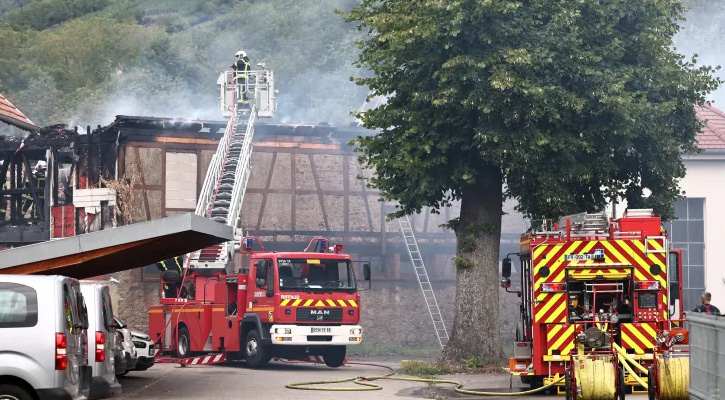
[311,327,332,333]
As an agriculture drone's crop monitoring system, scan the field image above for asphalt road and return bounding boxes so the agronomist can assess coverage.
[116,360,651,399]
[116,359,540,399]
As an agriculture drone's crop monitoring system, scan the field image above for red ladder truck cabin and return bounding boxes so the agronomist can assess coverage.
[149,237,371,368]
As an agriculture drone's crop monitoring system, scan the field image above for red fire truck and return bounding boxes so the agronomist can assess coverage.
[149,237,370,368]
[502,209,689,399]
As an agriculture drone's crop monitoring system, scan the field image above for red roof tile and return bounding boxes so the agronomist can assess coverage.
[0,92,38,132]
[695,104,725,150]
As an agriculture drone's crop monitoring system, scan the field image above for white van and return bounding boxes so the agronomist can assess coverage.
[0,275,91,400]
[80,284,121,399]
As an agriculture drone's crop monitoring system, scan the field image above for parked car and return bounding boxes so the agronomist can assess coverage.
[0,275,92,400]
[113,329,127,376]
[130,330,156,371]
[113,317,137,376]
[81,283,122,399]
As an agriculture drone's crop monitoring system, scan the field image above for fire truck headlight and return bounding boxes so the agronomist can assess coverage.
[675,333,685,343]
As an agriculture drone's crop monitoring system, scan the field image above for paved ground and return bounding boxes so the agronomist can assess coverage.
[117,359,650,399]
[116,359,537,399]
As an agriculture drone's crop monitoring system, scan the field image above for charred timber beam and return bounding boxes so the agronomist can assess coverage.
[256,153,277,230]
[22,155,44,222]
[308,154,330,231]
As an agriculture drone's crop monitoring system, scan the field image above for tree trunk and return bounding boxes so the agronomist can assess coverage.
[441,167,505,364]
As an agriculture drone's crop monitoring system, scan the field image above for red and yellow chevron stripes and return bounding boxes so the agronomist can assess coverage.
[279,298,358,307]
[546,324,575,355]
[533,238,668,322]
[620,323,657,354]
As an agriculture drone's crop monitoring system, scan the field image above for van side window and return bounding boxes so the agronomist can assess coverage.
[101,289,114,331]
[63,285,79,333]
[0,283,38,328]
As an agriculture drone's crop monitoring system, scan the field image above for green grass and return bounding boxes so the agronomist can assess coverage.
[399,360,452,378]
[347,343,442,357]
[399,359,507,378]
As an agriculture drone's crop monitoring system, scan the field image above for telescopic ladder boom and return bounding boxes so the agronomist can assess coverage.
[187,67,276,270]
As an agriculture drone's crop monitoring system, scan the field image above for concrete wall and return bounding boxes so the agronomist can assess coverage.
[680,153,725,307]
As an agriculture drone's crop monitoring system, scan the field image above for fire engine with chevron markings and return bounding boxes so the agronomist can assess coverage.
[502,209,690,400]
[149,237,371,368]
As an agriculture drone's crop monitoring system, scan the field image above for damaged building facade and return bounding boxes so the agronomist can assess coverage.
[1,93,524,348]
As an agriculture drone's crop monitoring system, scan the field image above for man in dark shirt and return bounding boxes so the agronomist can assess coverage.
[692,291,720,315]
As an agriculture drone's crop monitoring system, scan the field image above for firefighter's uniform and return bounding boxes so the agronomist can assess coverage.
[232,55,251,106]
[156,256,185,298]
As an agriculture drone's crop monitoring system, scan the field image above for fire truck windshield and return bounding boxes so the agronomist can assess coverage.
[276,258,356,292]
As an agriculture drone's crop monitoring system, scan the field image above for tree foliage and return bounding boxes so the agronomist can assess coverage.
[0,0,365,132]
[346,0,720,222]
[344,0,720,362]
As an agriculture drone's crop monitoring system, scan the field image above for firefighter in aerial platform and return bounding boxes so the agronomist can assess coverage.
[156,256,187,298]
[231,50,251,108]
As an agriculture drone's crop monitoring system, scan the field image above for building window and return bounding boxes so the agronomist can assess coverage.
[663,198,705,310]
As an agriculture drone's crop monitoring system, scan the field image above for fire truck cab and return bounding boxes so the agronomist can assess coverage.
[503,209,688,398]
[149,237,370,368]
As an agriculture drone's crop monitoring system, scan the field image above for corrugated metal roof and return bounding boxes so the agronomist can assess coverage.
[696,105,725,150]
[0,92,38,132]
[0,213,232,279]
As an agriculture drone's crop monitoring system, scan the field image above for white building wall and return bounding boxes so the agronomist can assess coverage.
[680,152,725,308]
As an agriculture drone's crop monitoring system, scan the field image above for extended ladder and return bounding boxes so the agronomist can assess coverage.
[187,67,276,271]
[398,216,449,348]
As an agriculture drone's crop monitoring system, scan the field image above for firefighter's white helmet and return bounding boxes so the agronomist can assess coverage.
[35,160,47,170]
[236,50,247,58]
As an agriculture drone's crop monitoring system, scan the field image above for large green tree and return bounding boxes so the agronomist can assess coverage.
[344,0,720,362]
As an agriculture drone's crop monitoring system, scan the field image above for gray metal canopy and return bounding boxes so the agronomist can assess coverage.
[0,213,232,279]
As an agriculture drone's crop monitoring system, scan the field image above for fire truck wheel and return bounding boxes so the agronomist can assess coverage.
[322,346,346,368]
[177,326,191,358]
[618,364,626,400]
[647,365,656,400]
[244,330,270,368]
[565,369,571,400]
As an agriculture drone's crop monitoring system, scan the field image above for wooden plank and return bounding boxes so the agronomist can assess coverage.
[122,141,217,151]
[153,137,220,145]
[253,146,352,156]
[246,188,380,196]
[343,156,349,232]
[22,155,43,221]
[290,153,296,231]
[308,154,329,231]
[133,147,152,221]
[359,176,374,232]
[256,152,277,230]
[161,150,166,216]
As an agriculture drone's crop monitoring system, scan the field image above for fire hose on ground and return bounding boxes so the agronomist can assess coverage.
[285,360,566,394]
[286,343,687,398]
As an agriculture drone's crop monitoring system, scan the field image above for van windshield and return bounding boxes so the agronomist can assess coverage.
[277,258,356,292]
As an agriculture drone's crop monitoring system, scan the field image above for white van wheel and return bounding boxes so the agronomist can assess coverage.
[0,384,33,400]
